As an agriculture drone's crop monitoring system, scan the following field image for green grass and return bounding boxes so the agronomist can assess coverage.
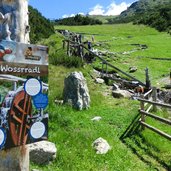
[32,23,171,171]
[55,23,171,86]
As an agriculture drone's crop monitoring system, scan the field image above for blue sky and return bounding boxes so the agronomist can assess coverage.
[29,0,136,19]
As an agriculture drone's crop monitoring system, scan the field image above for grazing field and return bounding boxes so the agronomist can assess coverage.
[32,23,171,171]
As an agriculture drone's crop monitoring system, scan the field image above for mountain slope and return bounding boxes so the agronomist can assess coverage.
[29,6,55,43]
[109,0,171,33]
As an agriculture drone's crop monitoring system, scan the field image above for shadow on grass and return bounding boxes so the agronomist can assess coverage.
[120,114,171,171]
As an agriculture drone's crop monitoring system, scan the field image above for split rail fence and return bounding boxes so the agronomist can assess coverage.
[138,88,171,141]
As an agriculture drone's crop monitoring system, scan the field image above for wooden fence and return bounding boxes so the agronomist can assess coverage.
[138,87,171,141]
[63,39,146,87]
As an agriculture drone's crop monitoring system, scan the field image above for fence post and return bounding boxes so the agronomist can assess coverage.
[145,68,151,89]
[140,95,145,129]
[67,40,70,56]
[152,87,157,112]
[101,62,104,77]
[105,63,108,74]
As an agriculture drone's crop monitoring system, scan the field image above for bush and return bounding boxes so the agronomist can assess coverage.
[50,52,84,68]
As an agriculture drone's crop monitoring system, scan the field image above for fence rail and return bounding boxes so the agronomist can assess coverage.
[138,88,171,141]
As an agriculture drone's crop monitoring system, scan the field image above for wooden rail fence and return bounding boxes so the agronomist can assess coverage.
[138,88,171,141]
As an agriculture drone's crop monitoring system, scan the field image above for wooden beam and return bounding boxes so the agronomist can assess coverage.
[140,121,171,141]
[80,44,145,86]
[137,98,171,109]
[140,110,171,125]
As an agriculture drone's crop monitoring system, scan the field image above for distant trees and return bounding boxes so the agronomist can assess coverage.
[29,6,55,43]
[135,5,171,32]
[55,14,102,26]
[108,1,171,34]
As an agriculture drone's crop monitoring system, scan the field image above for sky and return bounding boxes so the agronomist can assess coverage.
[29,0,136,19]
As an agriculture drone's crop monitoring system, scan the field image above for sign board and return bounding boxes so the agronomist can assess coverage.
[0,40,48,150]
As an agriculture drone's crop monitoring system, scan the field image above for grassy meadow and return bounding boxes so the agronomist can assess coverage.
[32,23,171,171]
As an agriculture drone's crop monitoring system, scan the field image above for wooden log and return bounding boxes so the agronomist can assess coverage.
[140,95,145,129]
[144,89,152,99]
[152,87,157,112]
[140,121,171,141]
[140,110,171,125]
[137,98,171,109]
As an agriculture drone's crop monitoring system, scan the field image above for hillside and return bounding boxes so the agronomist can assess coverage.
[109,0,171,33]
[33,23,171,171]
[29,6,55,43]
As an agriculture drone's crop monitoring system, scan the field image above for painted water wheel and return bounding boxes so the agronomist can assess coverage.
[8,90,32,146]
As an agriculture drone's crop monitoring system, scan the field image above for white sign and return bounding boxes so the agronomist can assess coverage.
[30,122,45,139]
[0,128,6,148]
[24,78,41,96]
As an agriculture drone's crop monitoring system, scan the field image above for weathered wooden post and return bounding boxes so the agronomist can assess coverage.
[0,1,30,170]
[145,67,151,90]
[67,40,70,56]
[152,87,157,112]
[140,95,145,129]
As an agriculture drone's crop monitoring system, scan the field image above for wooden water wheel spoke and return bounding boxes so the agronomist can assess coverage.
[12,115,22,124]
[9,90,32,146]
[15,104,27,115]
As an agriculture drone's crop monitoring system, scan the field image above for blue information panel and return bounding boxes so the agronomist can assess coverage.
[0,40,48,149]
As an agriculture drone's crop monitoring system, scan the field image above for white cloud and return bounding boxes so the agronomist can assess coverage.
[62,14,75,18]
[88,4,105,15]
[62,12,85,18]
[89,1,131,16]
[105,2,130,16]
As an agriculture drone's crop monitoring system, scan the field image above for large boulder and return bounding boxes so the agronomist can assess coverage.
[63,72,90,110]
[92,137,111,154]
[29,141,57,165]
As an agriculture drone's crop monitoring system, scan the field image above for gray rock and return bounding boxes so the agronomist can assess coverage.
[32,169,41,171]
[91,116,102,121]
[92,137,111,154]
[29,141,57,165]
[95,78,104,84]
[112,89,132,98]
[63,72,90,110]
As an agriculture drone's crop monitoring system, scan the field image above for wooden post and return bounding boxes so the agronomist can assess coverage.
[101,62,104,77]
[63,40,65,49]
[145,68,151,89]
[0,1,30,170]
[152,87,157,112]
[0,146,29,171]
[67,41,70,56]
[140,95,145,129]
[105,63,108,74]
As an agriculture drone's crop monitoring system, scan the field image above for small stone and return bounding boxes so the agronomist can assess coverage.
[91,116,102,121]
[129,66,137,73]
[95,78,104,84]
[92,137,111,154]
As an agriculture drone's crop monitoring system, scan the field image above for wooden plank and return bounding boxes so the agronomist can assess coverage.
[140,110,171,125]
[146,105,153,113]
[0,62,48,76]
[144,89,152,98]
[140,121,171,141]
[137,98,171,109]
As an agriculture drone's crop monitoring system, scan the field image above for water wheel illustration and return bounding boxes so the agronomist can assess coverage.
[8,90,32,146]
